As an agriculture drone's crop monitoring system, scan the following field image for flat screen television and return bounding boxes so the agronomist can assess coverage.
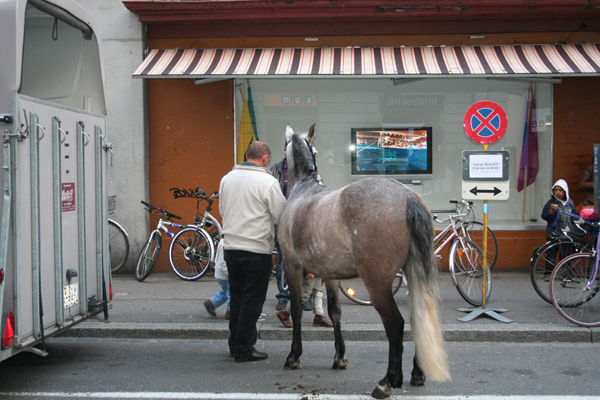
[350,127,433,182]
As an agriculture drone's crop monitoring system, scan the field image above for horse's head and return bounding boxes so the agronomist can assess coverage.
[285,124,321,196]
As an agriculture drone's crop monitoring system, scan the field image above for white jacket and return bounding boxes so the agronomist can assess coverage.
[219,163,286,254]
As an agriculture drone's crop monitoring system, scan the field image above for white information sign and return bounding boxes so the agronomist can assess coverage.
[469,154,504,179]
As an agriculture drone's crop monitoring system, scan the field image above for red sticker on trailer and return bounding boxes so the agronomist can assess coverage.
[62,183,76,212]
[463,101,507,145]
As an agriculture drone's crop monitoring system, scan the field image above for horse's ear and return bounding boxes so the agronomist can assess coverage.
[307,124,316,144]
[285,124,294,144]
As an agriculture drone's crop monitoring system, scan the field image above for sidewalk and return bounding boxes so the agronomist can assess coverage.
[61,271,600,342]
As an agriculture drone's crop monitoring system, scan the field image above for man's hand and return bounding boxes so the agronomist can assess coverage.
[306,273,315,280]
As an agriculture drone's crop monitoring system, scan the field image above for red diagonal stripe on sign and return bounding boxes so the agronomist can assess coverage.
[473,109,501,136]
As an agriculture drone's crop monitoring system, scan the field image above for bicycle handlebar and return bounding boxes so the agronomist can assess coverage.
[140,200,182,220]
[450,200,473,206]
[193,188,219,200]
[432,200,472,223]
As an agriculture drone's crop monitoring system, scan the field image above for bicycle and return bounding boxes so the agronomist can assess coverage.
[338,200,489,306]
[169,188,221,281]
[530,210,595,304]
[108,219,129,273]
[432,201,489,306]
[453,200,498,270]
[136,200,213,282]
[549,216,600,327]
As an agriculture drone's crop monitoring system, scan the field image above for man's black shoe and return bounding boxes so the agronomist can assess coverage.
[234,351,268,363]
[276,299,288,310]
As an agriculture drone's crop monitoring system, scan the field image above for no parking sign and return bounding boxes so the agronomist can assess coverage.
[463,101,507,145]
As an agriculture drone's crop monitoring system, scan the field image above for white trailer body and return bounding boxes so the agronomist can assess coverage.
[0,0,111,362]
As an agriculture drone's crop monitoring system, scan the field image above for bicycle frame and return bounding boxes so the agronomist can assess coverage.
[200,211,223,238]
[587,241,600,291]
[154,218,187,240]
[433,212,469,256]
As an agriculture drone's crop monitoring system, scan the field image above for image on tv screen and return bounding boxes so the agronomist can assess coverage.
[352,128,432,176]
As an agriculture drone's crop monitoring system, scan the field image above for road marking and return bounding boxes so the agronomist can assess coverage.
[1,394,599,400]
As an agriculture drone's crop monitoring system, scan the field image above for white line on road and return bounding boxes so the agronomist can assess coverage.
[1,393,599,400]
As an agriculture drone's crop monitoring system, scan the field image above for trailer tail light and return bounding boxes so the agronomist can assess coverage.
[109,281,113,301]
[0,268,4,283]
[2,312,14,349]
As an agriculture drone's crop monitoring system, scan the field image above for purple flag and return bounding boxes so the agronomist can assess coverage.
[517,84,539,192]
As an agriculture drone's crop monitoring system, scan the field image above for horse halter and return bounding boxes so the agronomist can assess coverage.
[303,138,324,185]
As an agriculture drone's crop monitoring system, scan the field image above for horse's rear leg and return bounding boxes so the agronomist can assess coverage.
[284,264,303,370]
[325,279,347,370]
[367,282,405,399]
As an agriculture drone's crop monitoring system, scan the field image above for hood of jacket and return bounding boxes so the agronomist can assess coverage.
[552,179,571,206]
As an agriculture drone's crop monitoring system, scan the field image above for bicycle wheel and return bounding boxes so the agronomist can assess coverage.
[339,273,403,306]
[169,227,213,281]
[530,238,588,304]
[449,238,491,307]
[108,219,130,273]
[135,232,161,282]
[462,221,498,270]
[550,253,600,327]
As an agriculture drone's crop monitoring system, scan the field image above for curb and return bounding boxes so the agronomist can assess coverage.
[58,321,600,343]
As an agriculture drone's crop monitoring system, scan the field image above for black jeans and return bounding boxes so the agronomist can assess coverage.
[225,249,272,357]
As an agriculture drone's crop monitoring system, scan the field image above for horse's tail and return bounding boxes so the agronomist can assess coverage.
[404,194,451,382]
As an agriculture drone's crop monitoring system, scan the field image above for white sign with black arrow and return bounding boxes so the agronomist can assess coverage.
[461,150,510,201]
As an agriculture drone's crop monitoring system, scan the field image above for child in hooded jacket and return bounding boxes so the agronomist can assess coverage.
[540,179,576,279]
[541,179,576,240]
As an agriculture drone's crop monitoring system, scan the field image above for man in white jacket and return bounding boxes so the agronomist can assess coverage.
[219,141,286,363]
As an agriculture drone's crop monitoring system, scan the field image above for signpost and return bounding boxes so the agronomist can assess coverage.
[459,101,513,323]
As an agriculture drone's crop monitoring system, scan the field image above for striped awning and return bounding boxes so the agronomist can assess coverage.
[133,43,600,79]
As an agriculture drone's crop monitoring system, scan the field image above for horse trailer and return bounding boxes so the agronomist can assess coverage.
[0,0,112,362]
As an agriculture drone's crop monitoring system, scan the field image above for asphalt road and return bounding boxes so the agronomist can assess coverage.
[0,338,599,400]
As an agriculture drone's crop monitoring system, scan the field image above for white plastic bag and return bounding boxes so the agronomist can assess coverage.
[214,240,228,280]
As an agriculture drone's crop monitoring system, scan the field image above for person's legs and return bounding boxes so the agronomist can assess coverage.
[311,278,332,328]
[210,279,229,309]
[222,280,231,312]
[225,250,244,355]
[275,240,290,309]
[230,250,271,357]
[311,278,324,316]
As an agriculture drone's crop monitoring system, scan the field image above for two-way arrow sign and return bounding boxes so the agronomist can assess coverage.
[469,186,502,196]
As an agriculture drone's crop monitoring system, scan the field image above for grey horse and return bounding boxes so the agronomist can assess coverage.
[277,125,450,399]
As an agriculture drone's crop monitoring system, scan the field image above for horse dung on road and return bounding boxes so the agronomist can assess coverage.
[277,124,451,399]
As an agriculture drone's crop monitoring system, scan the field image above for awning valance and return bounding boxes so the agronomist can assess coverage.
[133,44,600,79]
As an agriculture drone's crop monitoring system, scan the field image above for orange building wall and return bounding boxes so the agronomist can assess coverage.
[147,78,234,272]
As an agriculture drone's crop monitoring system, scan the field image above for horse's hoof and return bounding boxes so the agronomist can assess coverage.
[371,383,392,399]
[284,357,300,370]
[332,357,348,370]
[410,375,426,387]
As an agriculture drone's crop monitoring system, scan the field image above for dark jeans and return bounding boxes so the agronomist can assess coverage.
[225,249,272,357]
[544,240,574,276]
[275,240,290,301]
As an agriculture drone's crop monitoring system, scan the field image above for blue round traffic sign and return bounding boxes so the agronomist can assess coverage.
[463,101,507,145]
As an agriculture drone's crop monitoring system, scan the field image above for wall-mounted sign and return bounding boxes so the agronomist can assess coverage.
[264,94,317,107]
[62,182,76,212]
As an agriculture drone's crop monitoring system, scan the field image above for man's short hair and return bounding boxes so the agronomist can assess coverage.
[246,141,271,160]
